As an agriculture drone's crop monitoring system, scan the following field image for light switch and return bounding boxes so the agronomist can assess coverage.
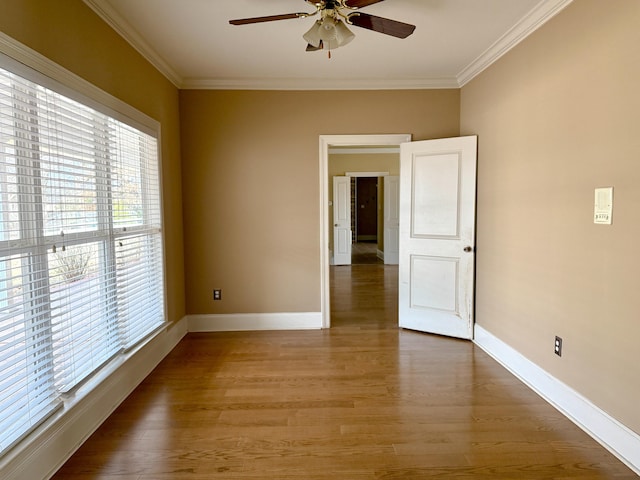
[594,187,613,225]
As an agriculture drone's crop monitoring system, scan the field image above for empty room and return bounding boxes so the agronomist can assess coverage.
[0,1,638,478]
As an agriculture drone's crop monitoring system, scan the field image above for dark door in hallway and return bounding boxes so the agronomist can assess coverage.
[355,177,377,242]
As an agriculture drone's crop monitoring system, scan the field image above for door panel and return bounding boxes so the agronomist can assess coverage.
[412,153,460,237]
[410,255,458,312]
[399,136,477,339]
[333,176,352,265]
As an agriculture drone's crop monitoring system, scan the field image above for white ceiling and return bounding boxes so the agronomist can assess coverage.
[83,0,572,90]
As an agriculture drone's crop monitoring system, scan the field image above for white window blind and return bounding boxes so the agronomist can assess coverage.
[0,60,164,454]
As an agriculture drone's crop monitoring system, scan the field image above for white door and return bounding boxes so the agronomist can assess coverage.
[333,176,352,265]
[383,176,399,265]
[398,136,477,339]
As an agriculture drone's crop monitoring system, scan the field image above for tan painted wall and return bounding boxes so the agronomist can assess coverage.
[0,0,186,323]
[329,153,400,178]
[180,90,459,314]
[461,0,640,433]
[328,153,400,253]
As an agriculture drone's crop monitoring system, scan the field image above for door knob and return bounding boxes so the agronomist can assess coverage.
[464,246,473,252]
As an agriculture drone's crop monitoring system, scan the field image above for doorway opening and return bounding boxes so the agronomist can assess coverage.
[355,177,378,244]
[351,176,384,264]
[319,134,411,328]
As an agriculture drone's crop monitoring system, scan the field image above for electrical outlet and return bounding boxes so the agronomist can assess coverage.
[554,336,563,357]
[213,289,222,301]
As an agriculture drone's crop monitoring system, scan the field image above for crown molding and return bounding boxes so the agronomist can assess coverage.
[85,0,452,90]
[456,0,574,86]
[82,0,183,88]
[83,0,572,91]
[180,76,459,91]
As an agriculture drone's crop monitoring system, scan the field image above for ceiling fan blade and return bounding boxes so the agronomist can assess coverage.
[344,0,386,8]
[229,13,307,25]
[348,12,416,39]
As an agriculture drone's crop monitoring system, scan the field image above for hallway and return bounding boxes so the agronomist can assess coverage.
[350,241,383,265]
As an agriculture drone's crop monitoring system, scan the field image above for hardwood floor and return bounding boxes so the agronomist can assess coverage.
[350,242,382,265]
[52,265,636,479]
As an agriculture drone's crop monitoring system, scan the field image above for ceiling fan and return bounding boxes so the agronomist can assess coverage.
[229,0,416,56]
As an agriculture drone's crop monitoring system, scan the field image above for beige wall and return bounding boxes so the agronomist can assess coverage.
[0,0,186,323]
[329,153,400,177]
[180,90,459,314]
[461,0,640,433]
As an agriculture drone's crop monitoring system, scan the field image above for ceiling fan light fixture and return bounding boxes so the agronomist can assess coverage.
[333,18,355,47]
[303,20,323,48]
[319,19,339,42]
[303,16,354,51]
[231,0,416,56]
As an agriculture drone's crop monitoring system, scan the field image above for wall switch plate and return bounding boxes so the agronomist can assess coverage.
[554,336,563,357]
[594,187,613,225]
[213,289,222,301]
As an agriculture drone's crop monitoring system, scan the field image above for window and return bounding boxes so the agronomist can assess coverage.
[0,59,164,454]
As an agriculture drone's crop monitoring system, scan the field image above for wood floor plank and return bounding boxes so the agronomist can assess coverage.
[52,264,637,479]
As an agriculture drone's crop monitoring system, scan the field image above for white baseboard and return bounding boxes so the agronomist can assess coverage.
[474,325,640,475]
[188,312,323,332]
[1,317,188,480]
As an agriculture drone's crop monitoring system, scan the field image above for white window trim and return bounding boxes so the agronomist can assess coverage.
[1,29,168,344]
[0,31,170,473]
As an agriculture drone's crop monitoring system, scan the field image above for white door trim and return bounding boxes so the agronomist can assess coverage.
[383,176,400,265]
[319,134,412,328]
